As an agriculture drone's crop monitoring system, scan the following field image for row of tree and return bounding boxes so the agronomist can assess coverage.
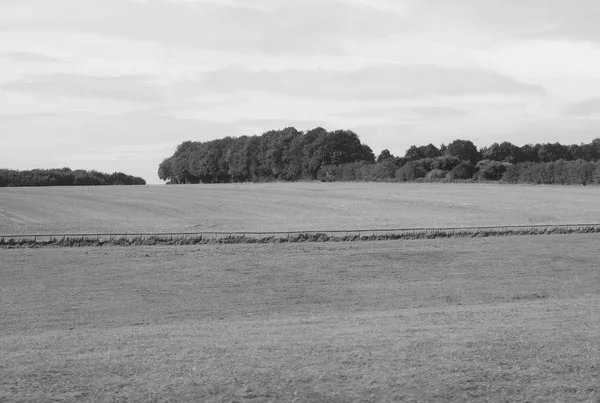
[158,127,375,183]
[0,168,146,187]
[319,158,600,185]
[159,127,600,185]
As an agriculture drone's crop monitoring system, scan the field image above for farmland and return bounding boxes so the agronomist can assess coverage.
[1,235,599,402]
[1,183,599,402]
[2,182,600,235]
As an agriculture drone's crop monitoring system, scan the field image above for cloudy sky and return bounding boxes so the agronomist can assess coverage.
[1,0,600,183]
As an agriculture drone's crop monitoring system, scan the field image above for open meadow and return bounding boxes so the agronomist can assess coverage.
[1,234,599,402]
[1,182,599,401]
[2,182,600,235]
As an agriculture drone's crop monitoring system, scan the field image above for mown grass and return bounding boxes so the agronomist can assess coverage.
[1,235,599,402]
[2,182,600,235]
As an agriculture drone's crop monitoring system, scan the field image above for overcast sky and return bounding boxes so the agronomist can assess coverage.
[2,0,600,183]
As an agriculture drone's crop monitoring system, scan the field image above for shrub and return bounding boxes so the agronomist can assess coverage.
[446,139,479,164]
[357,160,397,180]
[447,161,477,180]
[395,160,431,181]
[431,156,461,171]
[317,165,337,182]
[476,160,508,181]
[426,169,448,180]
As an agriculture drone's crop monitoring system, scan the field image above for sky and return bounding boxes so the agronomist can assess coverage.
[1,0,600,184]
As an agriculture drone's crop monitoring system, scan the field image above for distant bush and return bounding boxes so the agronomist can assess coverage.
[431,156,461,171]
[0,168,146,187]
[476,160,508,181]
[447,161,478,180]
[317,165,337,182]
[357,160,397,180]
[395,159,432,181]
[501,160,600,185]
[426,169,448,180]
[446,139,479,164]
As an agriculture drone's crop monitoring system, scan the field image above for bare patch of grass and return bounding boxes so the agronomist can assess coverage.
[512,291,550,301]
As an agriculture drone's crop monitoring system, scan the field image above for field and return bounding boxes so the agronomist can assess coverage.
[2,182,600,235]
[1,235,599,402]
[1,183,599,402]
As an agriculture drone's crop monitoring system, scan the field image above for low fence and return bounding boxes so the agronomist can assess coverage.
[1,223,600,247]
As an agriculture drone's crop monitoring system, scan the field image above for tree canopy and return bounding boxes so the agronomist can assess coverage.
[158,127,375,184]
[0,168,146,187]
[159,128,600,186]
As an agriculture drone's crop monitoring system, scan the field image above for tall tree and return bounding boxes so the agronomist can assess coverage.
[446,139,479,164]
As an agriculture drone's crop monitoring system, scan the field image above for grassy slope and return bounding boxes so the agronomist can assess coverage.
[1,182,600,234]
[1,235,599,402]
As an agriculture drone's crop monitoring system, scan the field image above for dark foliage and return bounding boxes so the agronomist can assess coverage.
[501,160,600,185]
[480,142,525,163]
[396,159,433,181]
[431,155,462,171]
[159,127,375,184]
[476,160,509,181]
[446,139,480,164]
[160,129,600,186]
[0,168,146,187]
[447,161,477,180]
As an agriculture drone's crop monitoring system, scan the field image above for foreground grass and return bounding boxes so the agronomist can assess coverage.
[2,182,600,234]
[1,235,599,402]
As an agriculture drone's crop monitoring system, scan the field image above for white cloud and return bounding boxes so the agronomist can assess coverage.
[1,0,600,181]
[0,0,409,54]
[0,51,64,63]
[413,0,600,43]
[201,64,546,100]
[335,105,467,121]
[564,98,600,117]
[2,74,165,103]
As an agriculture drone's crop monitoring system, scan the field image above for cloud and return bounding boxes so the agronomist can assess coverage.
[0,0,409,54]
[2,74,164,103]
[201,64,546,100]
[334,104,467,121]
[408,106,467,118]
[239,0,412,54]
[414,0,600,43]
[564,98,600,117]
[0,51,64,63]
[0,0,258,49]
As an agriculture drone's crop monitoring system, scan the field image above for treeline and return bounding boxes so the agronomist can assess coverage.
[158,127,375,183]
[0,168,146,187]
[321,139,600,185]
[325,158,600,186]
[159,127,600,185]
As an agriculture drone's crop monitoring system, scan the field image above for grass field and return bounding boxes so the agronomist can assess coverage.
[2,182,600,235]
[1,234,599,402]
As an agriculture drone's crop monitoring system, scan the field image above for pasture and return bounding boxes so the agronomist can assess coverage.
[1,235,599,402]
[2,182,600,235]
[1,182,599,402]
